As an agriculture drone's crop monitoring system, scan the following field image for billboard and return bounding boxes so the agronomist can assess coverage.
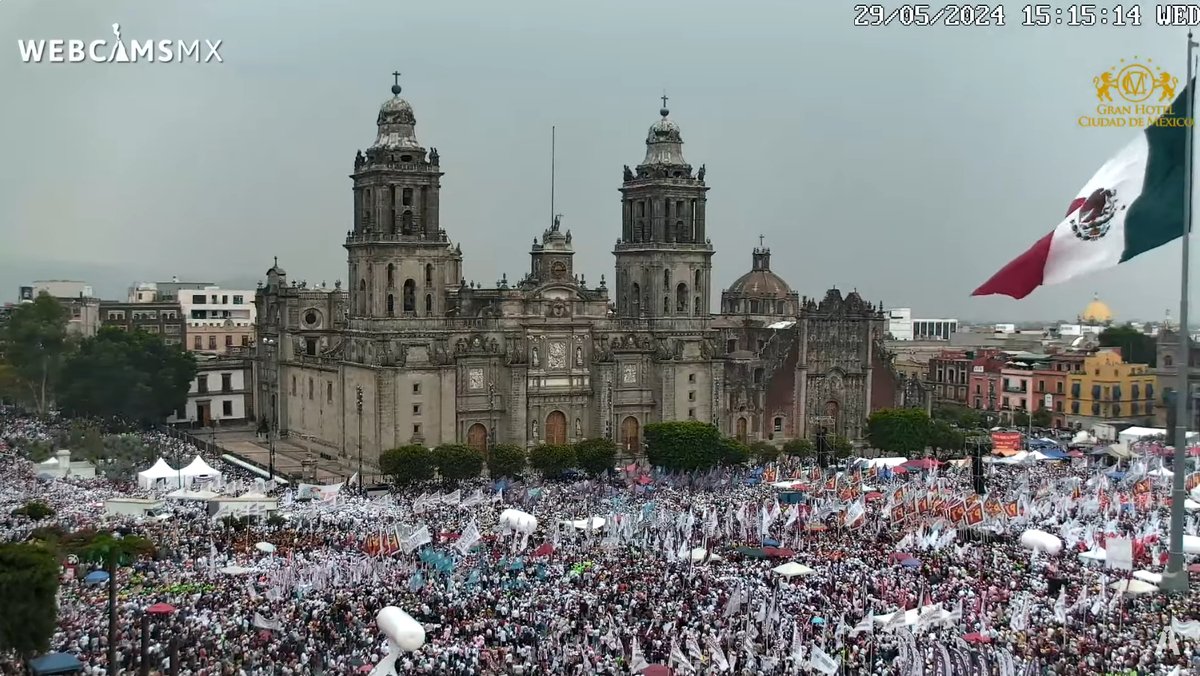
[990,432,1022,452]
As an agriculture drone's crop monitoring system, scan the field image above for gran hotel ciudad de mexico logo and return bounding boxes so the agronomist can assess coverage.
[1079,56,1187,128]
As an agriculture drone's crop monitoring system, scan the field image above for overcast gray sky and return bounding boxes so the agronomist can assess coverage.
[0,1,1186,322]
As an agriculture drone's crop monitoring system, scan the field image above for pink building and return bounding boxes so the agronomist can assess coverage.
[968,351,1007,412]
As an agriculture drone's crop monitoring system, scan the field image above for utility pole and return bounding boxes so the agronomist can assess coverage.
[356,386,364,491]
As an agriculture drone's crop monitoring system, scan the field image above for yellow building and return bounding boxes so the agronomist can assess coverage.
[1065,349,1155,426]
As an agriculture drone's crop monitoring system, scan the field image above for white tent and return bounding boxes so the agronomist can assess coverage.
[772,562,816,578]
[137,458,181,490]
[181,456,222,482]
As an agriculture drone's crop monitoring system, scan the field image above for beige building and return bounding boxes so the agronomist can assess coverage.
[179,286,256,354]
[253,81,911,464]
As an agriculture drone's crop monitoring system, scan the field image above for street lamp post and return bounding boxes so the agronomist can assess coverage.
[356,386,364,491]
[262,336,280,483]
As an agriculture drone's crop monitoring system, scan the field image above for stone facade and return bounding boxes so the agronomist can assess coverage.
[253,82,909,464]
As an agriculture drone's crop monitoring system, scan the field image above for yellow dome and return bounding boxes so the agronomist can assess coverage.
[1080,295,1113,323]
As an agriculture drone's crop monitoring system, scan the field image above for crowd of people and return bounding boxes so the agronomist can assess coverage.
[2,406,1199,675]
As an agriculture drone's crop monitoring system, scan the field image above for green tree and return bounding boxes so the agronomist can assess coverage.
[58,327,196,424]
[487,443,526,478]
[866,408,933,455]
[1099,323,1157,367]
[929,421,966,458]
[70,531,155,671]
[830,435,854,459]
[574,438,618,477]
[932,405,981,429]
[379,444,435,485]
[528,444,576,478]
[11,501,54,521]
[432,444,484,484]
[643,421,727,472]
[1032,408,1053,428]
[748,441,779,464]
[719,437,751,466]
[0,543,60,658]
[0,293,71,414]
[782,438,814,459]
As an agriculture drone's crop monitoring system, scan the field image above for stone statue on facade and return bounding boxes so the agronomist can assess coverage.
[455,339,467,355]
[623,165,633,181]
[488,337,499,354]
[429,147,439,165]
[575,346,584,366]
[575,419,582,438]
[699,340,713,360]
[531,347,540,367]
[355,150,365,169]
[697,164,705,181]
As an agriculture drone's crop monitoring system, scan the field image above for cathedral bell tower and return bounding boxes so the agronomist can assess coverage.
[614,97,713,322]
[345,74,463,321]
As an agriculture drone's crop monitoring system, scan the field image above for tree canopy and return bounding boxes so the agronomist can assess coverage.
[0,293,71,414]
[574,438,618,477]
[929,421,966,457]
[867,408,933,455]
[1098,323,1157,367]
[749,441,780,464]
[0,543,60,658]
[58,327,196,424]
[528,444,576,478]
[379,444,435,485]
[644,421,732,471]
[487,443,526,479]
[432,444,484,484]
[781,438,814,459]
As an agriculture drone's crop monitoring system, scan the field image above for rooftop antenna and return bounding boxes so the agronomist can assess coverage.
[550,126,556,229]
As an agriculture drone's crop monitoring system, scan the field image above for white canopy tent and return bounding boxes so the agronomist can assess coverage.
[137,458,181,490]
[180,456,223,484]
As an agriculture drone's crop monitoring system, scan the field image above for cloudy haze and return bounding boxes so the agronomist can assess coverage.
[0,1,1187,322]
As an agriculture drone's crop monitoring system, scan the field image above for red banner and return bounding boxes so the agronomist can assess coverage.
[991,432,1022,452]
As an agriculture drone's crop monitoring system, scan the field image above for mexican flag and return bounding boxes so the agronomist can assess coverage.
[973,81,1192,299]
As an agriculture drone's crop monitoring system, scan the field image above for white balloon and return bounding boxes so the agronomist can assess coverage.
[1019,529,1062,555]
[376,606,425,652]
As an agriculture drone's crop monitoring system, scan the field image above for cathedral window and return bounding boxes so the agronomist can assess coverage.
[403,280,416,313]
[402,188,413,206]
[750,300,760,314]
[676,283,689,314]
[694,270,701,288]
[425,264,433,285]
[663,270,671,287]
[663,297,670,315]
[425,294,433,316]
[726,339,736,353]
[774,417,783,432]
[388,186,397,234]
[306,338,317,356]
[401,210,414,235]
[694,296,701,314]
[327,382,333,403]
[688,374,696,384]
[387,264,395,288]
[387,294,395,317]
[308,378,313,400]
[676,221,687,241]
[630,283,641,316]
[753,368,764,384]
[358,279,367,315]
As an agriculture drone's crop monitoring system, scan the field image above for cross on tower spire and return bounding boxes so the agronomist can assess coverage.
[390,71,402,95]
[659,92,669,117]
[758,234,765,247]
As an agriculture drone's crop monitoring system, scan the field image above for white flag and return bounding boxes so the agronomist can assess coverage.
[403,525,432,553]
[455,520,481,555]
[807,645,839,675]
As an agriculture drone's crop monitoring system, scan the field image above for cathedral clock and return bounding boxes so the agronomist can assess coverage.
[551,260,567,280]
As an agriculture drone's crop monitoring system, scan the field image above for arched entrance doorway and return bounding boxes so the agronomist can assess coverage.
[545,411,567,445]
[824,400,841,436]
[736,417,748,443]
[621,416,641,453]
[466,423,488,452]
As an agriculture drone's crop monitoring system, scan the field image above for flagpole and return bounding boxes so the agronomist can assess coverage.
[1166,32,1199,594]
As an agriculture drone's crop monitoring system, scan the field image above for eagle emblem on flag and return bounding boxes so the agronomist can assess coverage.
[1069,187,1123,241]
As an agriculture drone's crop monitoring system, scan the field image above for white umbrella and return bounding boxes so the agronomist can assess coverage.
[219,565,256,575]
[254,541,276,554]
[1132,570,1163,584]
[772,562,816,578]
[1109,579,1159,595]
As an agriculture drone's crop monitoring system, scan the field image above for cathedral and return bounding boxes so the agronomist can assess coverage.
[252,79,919,466]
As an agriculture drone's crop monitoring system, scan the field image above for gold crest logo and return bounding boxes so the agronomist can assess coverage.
[1093,57,1177,103]
[1080,56,1182,129]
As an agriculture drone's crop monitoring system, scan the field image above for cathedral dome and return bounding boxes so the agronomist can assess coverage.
[641,100,687,166]
[727,248,792,297]
[1080,295,1113,323]
[372,77,421,150]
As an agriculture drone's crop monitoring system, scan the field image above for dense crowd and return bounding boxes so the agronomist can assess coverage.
[2,407,1200,675]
